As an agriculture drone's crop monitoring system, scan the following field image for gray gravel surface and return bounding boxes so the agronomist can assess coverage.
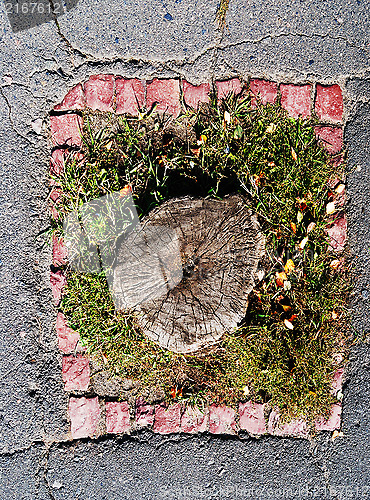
[0,0,369,498]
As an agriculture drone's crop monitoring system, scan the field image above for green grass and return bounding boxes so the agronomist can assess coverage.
[51,88,351,426]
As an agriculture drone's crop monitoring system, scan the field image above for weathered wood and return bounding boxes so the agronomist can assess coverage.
[113,195,265,354]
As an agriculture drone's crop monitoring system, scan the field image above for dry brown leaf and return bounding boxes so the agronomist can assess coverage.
[335,183,345,194]
[330,259,341,270]
[276,271,287,287]
[291,147,298,161]
[332,430,344,440]
[326,201,336,215]
[190,147,201,157]
[284,259,295,274]
[283,280,291,291]
[266,123,277,133]
[299,236,309,249]
[290,221,297,234]
[307,222,316,234]
[284,319,294,330]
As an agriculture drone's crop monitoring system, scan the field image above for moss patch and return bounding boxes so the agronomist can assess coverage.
[51,89,351,424]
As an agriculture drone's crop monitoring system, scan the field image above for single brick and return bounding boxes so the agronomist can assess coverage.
[62,355,90,391]
[85,74,115,112]
[50,270,67,304]
[50,149,65,176]
[56,312,81,354]
[315,404,342,431]
[106,401,131,434]
[146,79,181,117]
[50,114,83,147]
[280,84,312,119]
[315,84,343,123]
[249,79,278,106]
[54,83,85,111]
[153,402,182,434]
[49,187,62,219]
[69,396,101,439]
[181,405,208,433]
[267,410,309,438]
[331,368,344,396]
[327,214,347,252]
[182,80,210,109]
[52,235,68,267]
[315,126,343,154]
[239,401,267,435]
[208,405,238,435]
[115,78,145,115]
[215,78,242,100]
[135,397,154,428]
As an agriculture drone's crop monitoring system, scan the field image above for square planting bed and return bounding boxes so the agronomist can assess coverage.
[50,75,346,440]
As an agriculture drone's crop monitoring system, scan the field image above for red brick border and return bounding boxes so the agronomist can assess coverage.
[50,76,346,439]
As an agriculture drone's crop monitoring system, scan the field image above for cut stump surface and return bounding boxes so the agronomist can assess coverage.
[113,195,265,353]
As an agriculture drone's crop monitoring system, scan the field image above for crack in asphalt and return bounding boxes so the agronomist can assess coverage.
[218,30,370,54]
[0,87,34,144]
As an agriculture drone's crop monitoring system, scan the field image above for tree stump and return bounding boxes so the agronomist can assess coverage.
[113,195,265,354]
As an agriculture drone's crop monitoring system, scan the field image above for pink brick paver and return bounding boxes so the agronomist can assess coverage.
[54,83,85,111]
[215,78,242,100]
[182,80,210,109]
[249,79,278,106]
[239,401,267,435]
[327,214,347,252]
[331,368,344,396]
[50,270,67,304]
[106,401,131,434]
[135,397,155,428]
[50,113,82,146]
[69,396,101,439]
[315,84,343,123]
[49,187,62,220]
[84,74,115,112]
[315,126,343,154]
[50,149,65,176]
[153,402,182,434]
[62,355,90,391]
[267,410,309,438]
[50,114,83,147]
[315,404,342,431]
[56,312,81,354]
[115,78,145,115]
[209,405,238,435]
[146,79,181,117]
[280,84,312,119]
[181,406,208,433]
[52,235,68,267]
